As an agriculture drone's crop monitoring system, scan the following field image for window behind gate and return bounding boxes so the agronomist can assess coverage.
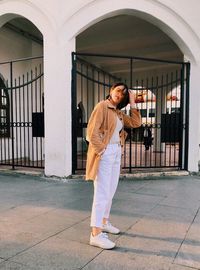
[0,80,10,138]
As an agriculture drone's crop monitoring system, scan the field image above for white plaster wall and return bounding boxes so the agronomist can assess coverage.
[0,28,43,74]
[0,0,200,175]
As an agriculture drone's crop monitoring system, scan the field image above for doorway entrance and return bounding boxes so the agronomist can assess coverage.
[71,53,190,174]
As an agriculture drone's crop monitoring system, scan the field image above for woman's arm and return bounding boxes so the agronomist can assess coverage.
[123,108,142,128]
[123,90,142,128]
[86,102,106,155]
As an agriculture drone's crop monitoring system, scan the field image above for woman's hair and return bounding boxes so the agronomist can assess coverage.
[107,82,129,110]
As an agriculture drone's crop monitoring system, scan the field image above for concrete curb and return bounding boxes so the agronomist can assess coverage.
[0,168,191,181]
[71,170,190,180]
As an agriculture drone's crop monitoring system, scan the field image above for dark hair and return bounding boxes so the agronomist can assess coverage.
[107,82,129,110]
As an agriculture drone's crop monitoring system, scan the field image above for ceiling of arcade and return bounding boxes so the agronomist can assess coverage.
[76,15,183,80]
[1,14,183,80]
[3,17,43,44]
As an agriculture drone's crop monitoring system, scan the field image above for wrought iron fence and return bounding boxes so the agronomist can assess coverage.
[0,56,44,168]
[72,52,190,174]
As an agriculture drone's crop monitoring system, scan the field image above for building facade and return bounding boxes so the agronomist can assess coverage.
[0,0,200,177]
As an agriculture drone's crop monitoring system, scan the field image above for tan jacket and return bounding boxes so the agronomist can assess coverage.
[85,99,141,181]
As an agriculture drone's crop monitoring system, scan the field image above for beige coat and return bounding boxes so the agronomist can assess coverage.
[85,99,141,181]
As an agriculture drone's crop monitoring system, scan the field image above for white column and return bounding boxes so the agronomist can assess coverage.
[188,63,200,172]
[44,36,75,177]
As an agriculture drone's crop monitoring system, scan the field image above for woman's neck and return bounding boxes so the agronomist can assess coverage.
[108,98,117,108]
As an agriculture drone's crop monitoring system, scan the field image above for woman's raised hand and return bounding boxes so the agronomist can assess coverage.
[128,89,137,107]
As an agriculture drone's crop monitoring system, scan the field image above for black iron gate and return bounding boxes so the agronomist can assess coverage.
[71,52,190,174]
[0,56,44,169]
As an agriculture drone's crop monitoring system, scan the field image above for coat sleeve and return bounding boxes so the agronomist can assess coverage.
[86,102,106,155]
[123,108,142,128]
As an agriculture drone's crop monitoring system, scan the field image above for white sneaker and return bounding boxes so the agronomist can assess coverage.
[90,232,115,249]
[102,221,120,234]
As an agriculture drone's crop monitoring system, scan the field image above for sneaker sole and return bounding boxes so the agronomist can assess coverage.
[102,230,120,235]
[90,241,115,249]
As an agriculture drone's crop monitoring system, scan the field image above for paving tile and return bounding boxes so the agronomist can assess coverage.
[0,205,55,224]
[111,198,157,216]
[174,246,200,269]
[129,217,190,240]
[0,210,87,259]
[116,216,186,260]
[193,209,200,223]
[160,192,200,211]
[145,204,196,223]
[169,263,196,269]
[135,180,180,196]
[114,216,190,264]
[116,231,179,260]
[12,237,100,270]
[107,213,142,232]
[55,218,91,244]
[116,180,150,193]
[114,190,164,204]
[0,261,34,270]
[82,250,171,270]
[174,219,200,269]
[0,229,40,259]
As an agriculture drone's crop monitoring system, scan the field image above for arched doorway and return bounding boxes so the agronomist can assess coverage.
[71,13,190,174]
[0,15,44,169]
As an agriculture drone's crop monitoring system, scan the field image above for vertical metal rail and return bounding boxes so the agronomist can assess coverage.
[35,67,38,167]
[179,64,185,169]
[31,70,34,164]
[161,74,166,167]
[10,62,15,169]
[27,72,30,166]
[80,63,84,169]
[14,78,18,165]
[174,70,178,167]
[140,78,144,168]
[152,76,157,167]
[23,74,26,165]
[86,65,89,120]
[129,58,133,173]
[71,52,78,174]
[39,64,43,165]
[184,62,190,170]
[160,74,163,167]
[19,76,22,166]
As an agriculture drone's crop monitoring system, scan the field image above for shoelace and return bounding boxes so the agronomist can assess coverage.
[101,232,108,238]
[104,222,113,229]
[107,222,112,227]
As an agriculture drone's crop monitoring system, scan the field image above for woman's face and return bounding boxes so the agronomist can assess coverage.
[110,85,126,106]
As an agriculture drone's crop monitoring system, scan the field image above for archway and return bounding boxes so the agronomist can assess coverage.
[67,3,195,173]
[0,12,45,169]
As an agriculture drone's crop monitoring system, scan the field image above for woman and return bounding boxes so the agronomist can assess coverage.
[86,82,141,249]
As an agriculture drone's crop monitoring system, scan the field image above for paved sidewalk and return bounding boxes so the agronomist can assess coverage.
[0,172,200,270]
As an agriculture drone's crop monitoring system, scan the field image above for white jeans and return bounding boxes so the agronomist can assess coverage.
[90,143,121,228]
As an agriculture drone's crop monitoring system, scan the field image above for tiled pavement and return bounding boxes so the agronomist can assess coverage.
[0,172,200,269]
